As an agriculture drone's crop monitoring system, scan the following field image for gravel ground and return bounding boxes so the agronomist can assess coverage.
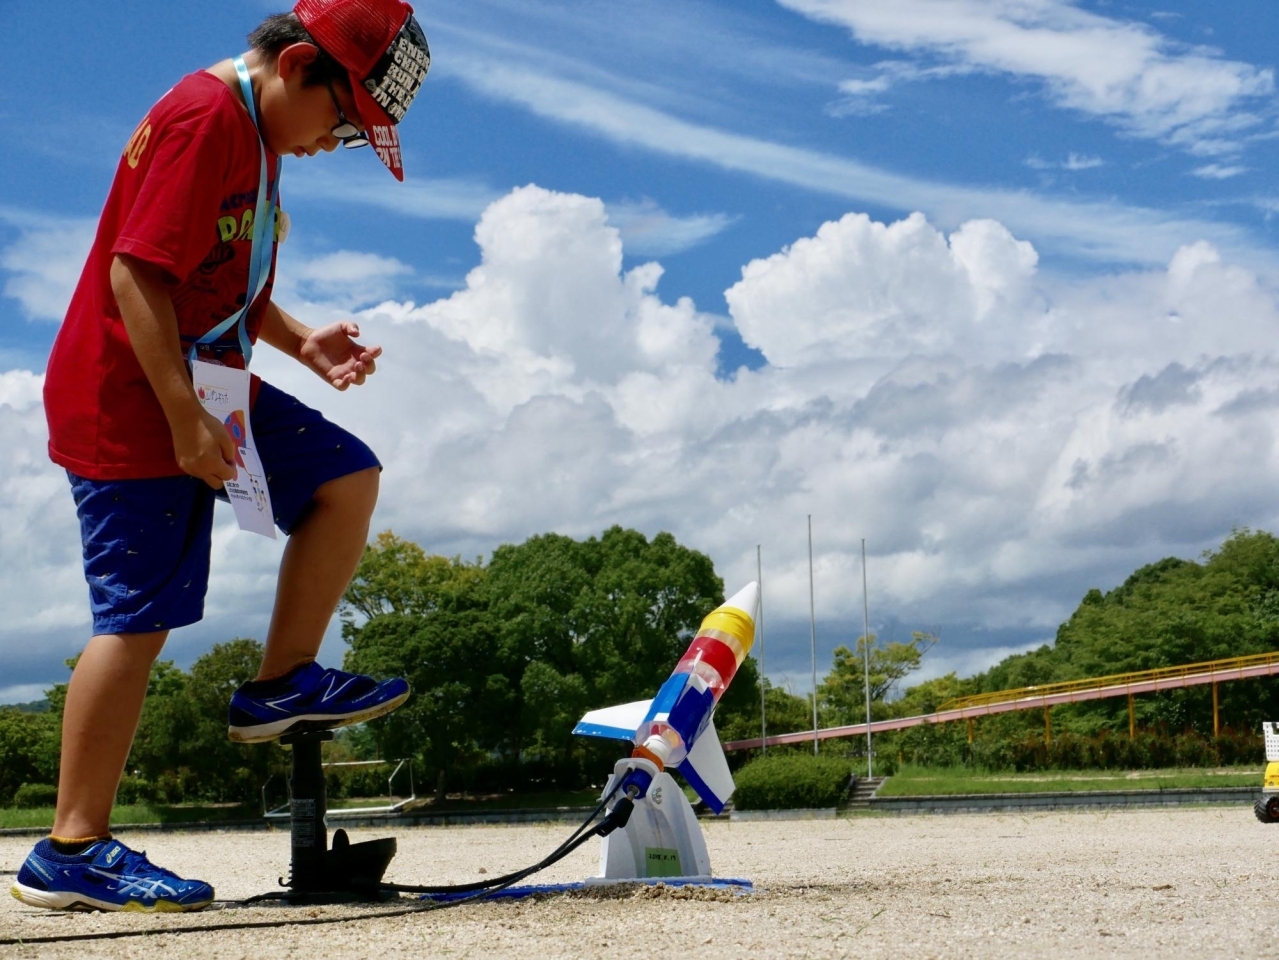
[2,806,1276,959]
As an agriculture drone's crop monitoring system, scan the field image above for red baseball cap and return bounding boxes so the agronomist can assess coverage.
[294,0,430,181]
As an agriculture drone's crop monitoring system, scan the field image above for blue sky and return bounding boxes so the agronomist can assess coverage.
[3,0,1279,704]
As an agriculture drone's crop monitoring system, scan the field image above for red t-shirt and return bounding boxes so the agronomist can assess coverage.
[44,70,281,480]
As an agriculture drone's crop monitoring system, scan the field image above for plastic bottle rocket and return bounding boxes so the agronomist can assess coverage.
[573,582,759,813]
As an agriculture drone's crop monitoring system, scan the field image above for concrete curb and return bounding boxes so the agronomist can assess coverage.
[867,786,1259,815]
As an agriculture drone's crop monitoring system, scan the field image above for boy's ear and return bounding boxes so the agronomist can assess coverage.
[275,42,322,83]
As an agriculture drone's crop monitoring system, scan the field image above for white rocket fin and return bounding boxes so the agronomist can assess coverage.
[675,718,735,815]
[573,699,652,741]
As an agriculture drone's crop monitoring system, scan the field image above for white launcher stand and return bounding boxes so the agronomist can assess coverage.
[587,764,712,884]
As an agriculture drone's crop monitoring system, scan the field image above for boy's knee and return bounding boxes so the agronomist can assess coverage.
[92,630,169,662]
[313,467,379,515]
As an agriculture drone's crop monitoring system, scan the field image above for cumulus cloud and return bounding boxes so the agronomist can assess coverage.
[779,0,1275,156]
[725,213,1038,367]
[7,185,1279,695]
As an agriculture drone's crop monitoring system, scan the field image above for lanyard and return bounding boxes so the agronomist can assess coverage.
[187,56,280,369]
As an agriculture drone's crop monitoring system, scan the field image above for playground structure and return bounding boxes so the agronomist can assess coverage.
[724,650,1279,751]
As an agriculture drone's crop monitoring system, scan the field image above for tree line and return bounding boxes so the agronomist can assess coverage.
[2,526,1277,807]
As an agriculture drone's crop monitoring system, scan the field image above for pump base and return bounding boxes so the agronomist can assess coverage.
[278,730,398,903]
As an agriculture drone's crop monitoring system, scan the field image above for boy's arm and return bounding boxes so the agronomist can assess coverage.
[259,300,383,391]
[258,299,310,361]
[110,254,238,488]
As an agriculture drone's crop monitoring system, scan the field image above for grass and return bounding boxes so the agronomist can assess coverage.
[0,802,257,830]
[876,763,1264,797]
[1,790,606,830]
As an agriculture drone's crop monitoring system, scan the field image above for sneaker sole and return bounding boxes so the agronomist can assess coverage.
[11,881,212,913]
[227,689,410,743]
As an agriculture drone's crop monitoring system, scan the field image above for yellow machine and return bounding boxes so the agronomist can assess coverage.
[1256,723,1279,823]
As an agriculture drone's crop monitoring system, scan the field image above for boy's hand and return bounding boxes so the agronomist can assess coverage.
[298,322,382,390]
[172,407,238,489]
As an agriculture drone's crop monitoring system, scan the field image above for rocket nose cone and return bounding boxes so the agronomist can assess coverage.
[722,581,759,620]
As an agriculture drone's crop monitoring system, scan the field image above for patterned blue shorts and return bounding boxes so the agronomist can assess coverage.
[69,381,380,635]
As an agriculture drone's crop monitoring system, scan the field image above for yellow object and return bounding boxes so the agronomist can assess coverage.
[698,608,755,663]
[1263,762,1279,790]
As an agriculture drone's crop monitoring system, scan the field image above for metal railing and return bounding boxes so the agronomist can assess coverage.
[937,650,1279,712]
[724,649,1279,751]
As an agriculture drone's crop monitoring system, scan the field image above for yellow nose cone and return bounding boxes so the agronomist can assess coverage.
[695,581,759,665]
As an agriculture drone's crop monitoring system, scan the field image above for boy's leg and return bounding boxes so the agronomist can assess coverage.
[226,384,406,743]
[52,630,167,840]
[257,465,379,680]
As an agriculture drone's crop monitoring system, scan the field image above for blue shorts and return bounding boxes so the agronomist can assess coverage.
[70,381,381,636]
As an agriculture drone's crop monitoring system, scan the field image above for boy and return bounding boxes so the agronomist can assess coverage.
[12,0,430,912]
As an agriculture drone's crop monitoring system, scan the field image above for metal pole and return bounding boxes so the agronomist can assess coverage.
[757,544,766,755]
[1128,692,1135,740]
[861,538,873,779]
[1213,681,1219,737]
[808,515,818,756]
[1045,706,1052,745]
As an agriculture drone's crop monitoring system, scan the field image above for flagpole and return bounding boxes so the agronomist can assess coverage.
[808,515,818,756]
[862,538,873,779]
[757,544,766,754]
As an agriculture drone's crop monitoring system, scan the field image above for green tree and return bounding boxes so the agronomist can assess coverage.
[0,708,59,805]
[819,631,936,724]
[341,525,744,791]
[128,640,283,802]
[342,531,484,625]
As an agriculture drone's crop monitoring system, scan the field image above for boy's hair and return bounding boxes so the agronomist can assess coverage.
[248,13,349,87]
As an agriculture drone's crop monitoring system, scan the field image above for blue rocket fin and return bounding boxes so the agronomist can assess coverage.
[675,718,734,814]
[573,699,652,741]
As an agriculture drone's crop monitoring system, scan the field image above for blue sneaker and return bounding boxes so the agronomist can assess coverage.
[11,838,214,912]
[227,660,410,743]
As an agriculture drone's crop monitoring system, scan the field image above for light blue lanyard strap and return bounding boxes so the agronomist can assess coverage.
[188,56,280,369]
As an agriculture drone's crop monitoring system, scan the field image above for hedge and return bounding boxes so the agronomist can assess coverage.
[12,782,57,809]
[731,754,853,810]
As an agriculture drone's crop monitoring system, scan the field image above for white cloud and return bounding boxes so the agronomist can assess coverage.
[444,55,1265,269]
[779,0,1275,155]
[725,213,1038,367]
[0,210,96,321]
[1192,163,1248,180]
[1027,153,1104,171]
[829,59,973,115]
[285,166,499,222]
[0,370,87,644]
[8,187,1279,694]
[606,200,737,257]
[280,250,414,310]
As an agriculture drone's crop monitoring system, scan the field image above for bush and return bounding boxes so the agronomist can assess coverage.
[115,775,157,806]
[732,754,853,810]
[12,782,57,809]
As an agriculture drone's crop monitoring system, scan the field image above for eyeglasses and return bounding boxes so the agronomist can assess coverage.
[325,79,369,149]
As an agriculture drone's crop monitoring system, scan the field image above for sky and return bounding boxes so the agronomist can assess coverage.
[3,0,1279,705]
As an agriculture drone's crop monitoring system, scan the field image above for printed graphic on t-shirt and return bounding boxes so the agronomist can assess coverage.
[124,118,152,169]
[173,187,280,353]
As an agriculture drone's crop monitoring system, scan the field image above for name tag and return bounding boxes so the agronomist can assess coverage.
[192,360,276,539]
